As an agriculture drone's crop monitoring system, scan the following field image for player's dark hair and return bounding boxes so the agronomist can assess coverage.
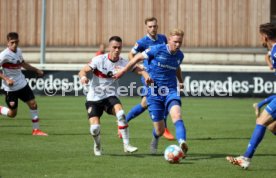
[7,32,19,41]
[259,23,276,40]
[109,36,122,43]
[144,17,157,25]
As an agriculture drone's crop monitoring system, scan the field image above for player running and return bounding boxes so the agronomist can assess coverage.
[114,29,188,157]
[0,32,48,136]
[125,17,183,140]
[79,36,150,156]
[226,23,276,169]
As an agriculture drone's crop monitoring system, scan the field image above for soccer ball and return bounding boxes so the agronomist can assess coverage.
[164,145,184,163]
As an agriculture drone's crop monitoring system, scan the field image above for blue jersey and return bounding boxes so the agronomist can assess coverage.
[271,44,276,68]
[142,44,184,90]
[131,34,167,71]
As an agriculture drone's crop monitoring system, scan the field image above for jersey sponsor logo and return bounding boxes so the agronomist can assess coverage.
[156,56,167,60]
[157,62,177,70]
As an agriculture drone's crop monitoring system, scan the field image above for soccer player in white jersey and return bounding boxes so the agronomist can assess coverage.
[79,36,150,156]
[0,32,48,136]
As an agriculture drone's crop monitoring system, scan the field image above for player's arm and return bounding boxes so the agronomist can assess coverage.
[264,51,273,70]
[133,65,153,85]
[128,51,135,61]
[21,61,44,77]
[113,53,145,79]
[78,64,92,84]
[176,67,184,90]
[0,71,14,86]
[0,58,14,86]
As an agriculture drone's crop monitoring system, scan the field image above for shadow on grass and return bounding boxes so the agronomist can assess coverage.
[0,125,30,127]
[190,137,250,140]
[105,153,193,164]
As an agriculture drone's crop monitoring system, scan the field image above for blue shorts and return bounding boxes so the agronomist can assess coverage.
[265,98,276,120]
[147,91,181,122]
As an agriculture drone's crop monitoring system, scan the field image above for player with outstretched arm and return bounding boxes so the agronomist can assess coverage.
[79,36,151,156]
[114,29,188,157]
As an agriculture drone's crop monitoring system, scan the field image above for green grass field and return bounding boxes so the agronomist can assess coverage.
[0,96,276,178]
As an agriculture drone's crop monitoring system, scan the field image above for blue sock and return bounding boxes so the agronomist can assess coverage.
[257,95,276,108]
[244,124,266,158]
[126,104,146,122]
[174,120,186,142]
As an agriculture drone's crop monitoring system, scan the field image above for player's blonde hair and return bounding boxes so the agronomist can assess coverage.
[169,28,184,37]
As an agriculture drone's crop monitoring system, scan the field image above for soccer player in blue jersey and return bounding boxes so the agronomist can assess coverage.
[114,28,188,157]
[252,52,276,117]
[125,17,183,140]
[226,23,276,169]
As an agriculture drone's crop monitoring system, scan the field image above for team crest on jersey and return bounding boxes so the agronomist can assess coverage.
[87,107,92,114]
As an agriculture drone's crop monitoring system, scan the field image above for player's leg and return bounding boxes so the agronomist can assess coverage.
[119,96,147,138]
[89,117,101,156]
[20,85,47,136]
[1,90,18,118]
[168,100,188,158]
[86,101,103,156]
[150,119,165,154]
[126,96,148,123]
[226,99,276,169]
[120,96,147,138]
[147,98,165,154]
[253,95,276,117]
[108,97,137,153]
[25,99,47,136]
[267,120,276,135]
[163,109,175,140]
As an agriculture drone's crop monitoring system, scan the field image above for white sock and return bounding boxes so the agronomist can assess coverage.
[30,109,39,129]
[0,106,9,116]
[119,125,129,145]
[90,124,101,145]
[116,110,129,145]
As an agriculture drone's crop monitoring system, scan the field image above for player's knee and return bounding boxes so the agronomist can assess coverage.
[141,101,148,108]
[116,110,125,121]
[30,103,37,110]
[90,124,100,136]
[28,100,37,110]
[171,112,181,120]
[256,117,270,126]
[155,127,165,136]
[156,129,165,136]
[8,110,17,118]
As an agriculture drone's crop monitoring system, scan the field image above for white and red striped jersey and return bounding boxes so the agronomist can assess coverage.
[0,47,27,91]
[86,53,128,101]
